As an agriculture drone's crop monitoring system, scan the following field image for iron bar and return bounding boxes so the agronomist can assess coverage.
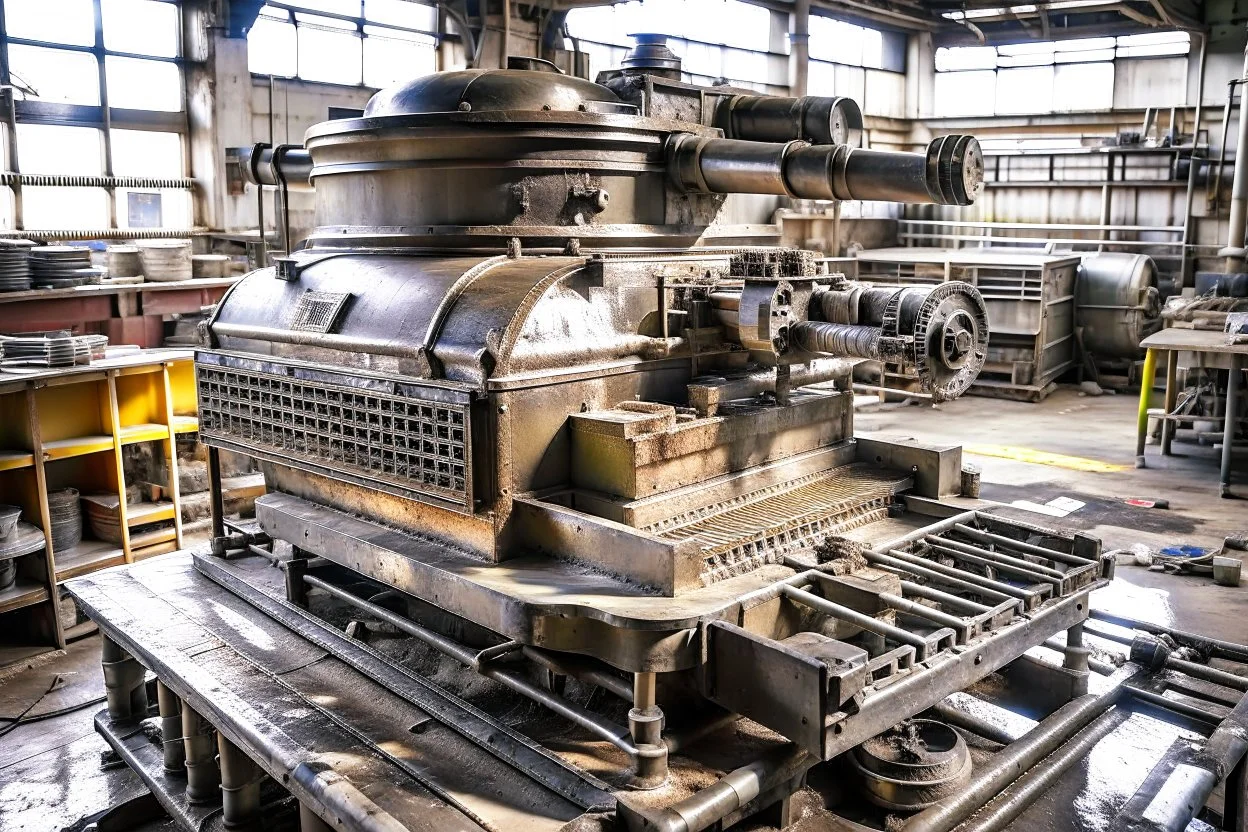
[928,699,1018,746]
[1125,685,1223,726]
[923,539,1064,590]
[957,708,1130,832]
[949,523,1096,567]
[1089,610,1248,664]
[867,549,1027,606]
[301,573,639,756]
[781,584,944,658]
[902,687,1125,832]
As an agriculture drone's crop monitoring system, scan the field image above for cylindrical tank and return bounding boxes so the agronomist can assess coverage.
[1076,253,1161,359]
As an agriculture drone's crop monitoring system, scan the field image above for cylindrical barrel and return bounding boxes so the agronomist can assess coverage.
[667,134,982,206]
[1076,253,1160,358]
[717,94,863,146]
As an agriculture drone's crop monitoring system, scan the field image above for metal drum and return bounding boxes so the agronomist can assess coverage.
[1076,252,1161,359]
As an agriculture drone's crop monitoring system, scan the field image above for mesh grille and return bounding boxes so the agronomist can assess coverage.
[290,290,351,333]
[198,364,471,510]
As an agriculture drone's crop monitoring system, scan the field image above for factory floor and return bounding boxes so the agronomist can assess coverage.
[0,388,1245,832]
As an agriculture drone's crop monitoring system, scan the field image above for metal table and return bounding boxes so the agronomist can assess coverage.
[1136,327,1248,498]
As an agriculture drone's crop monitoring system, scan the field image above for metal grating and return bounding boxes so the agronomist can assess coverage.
[197,365,471,510]
[290,290,351,333]
[651,464,911,585]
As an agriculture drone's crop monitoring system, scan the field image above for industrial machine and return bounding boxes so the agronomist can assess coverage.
[68,39,1247,832]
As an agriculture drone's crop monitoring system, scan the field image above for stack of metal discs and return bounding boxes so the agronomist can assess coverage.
[0,239,35,292]
[30,246,103,288]
[106,245,143,279]
[137,239,192,282]
[47,487,83,552]
[0,332,78,367]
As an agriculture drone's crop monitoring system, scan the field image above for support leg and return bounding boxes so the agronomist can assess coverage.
[181,704,221,804]
[1161,351,1178,455]
[101,635,148,721]
[156,681,185,774]
[218,733,261,829]
[1137,348,1159,468]
[1062,622,1091,699]
[285,547,310,609]
[1223,356,1242,498]
[629,671,668,788]
[300,805,334,832]
[1226,753,1246,832]
[208,446,226,552]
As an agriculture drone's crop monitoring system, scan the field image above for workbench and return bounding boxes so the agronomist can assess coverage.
[1136,327,1247,498]
[0,277,238,348]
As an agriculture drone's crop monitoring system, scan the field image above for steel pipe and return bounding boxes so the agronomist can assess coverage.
[238,143,314,191]
[716,94,862,146]
[667,134,982,205]
[782,584,944,659]
[902,688,1124,832]
[949,523,1097,567]
[928,699,1017,746]
[301,574,643,758]
[101,635,148,721]
[957,709,1130,832]
[1089,609,1248,664]
[865,550,1023,606]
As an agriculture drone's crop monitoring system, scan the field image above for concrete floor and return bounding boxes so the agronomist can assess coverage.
[855,387,1248,643]
[0,388,1244,831]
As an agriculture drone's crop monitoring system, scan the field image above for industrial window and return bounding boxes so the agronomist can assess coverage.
[933,31,1189,117]
[246,1,437,90]
[566,0,784,93]
[0,0,191,235]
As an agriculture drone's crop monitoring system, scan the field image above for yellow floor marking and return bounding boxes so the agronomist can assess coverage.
[963,444,1131,474]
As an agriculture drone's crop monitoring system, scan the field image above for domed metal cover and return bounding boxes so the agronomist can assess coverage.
[364,69,637,118]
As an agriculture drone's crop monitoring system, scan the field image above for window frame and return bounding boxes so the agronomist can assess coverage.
[247,0,439,90]
[932,32,1191,118]
[0,0,193,234]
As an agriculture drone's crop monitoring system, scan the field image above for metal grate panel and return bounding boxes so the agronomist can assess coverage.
[651,464,911,585]
[197,364,471,511]
[290,290,351,333]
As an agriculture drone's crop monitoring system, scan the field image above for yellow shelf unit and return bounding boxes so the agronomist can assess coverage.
[0,351,198,654]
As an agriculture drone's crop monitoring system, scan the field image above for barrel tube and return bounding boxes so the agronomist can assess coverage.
[667,134,982,206]
[717,94,863,146]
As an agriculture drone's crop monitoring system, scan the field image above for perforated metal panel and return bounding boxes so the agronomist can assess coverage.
[290,290,352,333]
[197,363,472,511]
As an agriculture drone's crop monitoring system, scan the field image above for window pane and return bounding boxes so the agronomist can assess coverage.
[1054,62,1113,111]
[5,0,95,46]
[285,0,358,15]
[8,45,100,106]
[363,31,436,88]
[936,46,996,71]
[106,56,183,110]
[934,70,995,117]
[112,130,182,177]
[16,125,102,175]
[103,0,180,58]
[298,24,363,84]
[365,0,436,31]
[809,18,863,66]
[996,66,1054,114]
[249,16,298,76]
[23,187,109,229]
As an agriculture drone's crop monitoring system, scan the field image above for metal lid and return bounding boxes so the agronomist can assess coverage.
[620,33,682,76]
[363,69,635,117]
